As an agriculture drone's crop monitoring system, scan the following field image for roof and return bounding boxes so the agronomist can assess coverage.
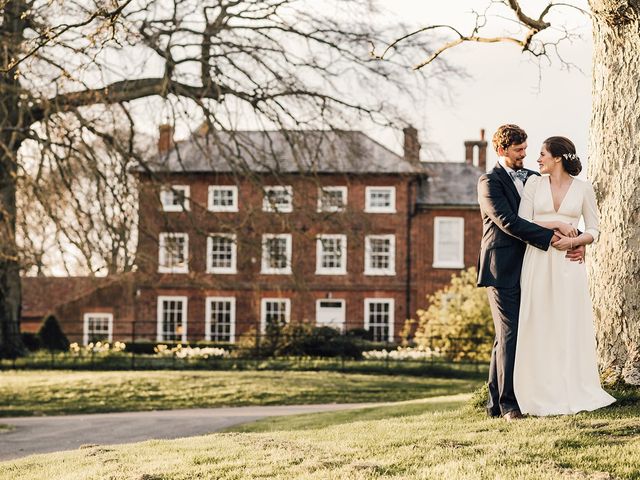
[417,162,483,207]
[139,130,419,174]
[21,276,114,319]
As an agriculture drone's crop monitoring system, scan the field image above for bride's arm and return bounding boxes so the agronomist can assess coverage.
[535,221,578,237]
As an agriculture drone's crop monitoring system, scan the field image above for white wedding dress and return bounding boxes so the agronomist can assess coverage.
[513,175,615,416]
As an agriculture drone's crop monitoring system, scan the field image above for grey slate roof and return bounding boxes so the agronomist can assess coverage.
[142,130,418,174]
[417,162,483,207]
[139,129,483,206]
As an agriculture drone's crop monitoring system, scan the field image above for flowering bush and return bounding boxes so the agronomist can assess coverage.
[154,344,229,359]
[69,341,126,355]
[362,346,442,361]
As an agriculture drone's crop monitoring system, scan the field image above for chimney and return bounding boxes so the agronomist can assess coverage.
[463,129,488,171]
[158,124,174,154]
[403,126,421,165]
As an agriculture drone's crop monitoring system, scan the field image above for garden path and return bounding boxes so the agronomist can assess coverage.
[0,402,381,461]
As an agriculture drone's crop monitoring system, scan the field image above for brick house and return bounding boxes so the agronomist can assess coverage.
[20,126,486,345]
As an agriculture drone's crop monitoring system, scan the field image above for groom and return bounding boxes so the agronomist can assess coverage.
[477,124,584,421]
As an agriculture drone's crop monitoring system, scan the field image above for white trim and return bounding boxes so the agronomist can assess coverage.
[364,234,396,276]
[316,234,347,275]
[315,298,346,332]
[82,313,113,345]
[261,234,292,274]
[365,186,396,213]
[260,298,291,333]
[317,186,347,212]
[158,233,189,273]
[157,296,188,342]
[433,216,465,269]
[206,233,237,274]
[364,298,395,342]
[205,297,236,342]
[263,185,293,213]
[208,185,239,212]
[160,185,190,212]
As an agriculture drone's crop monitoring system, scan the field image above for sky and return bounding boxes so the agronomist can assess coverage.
[372,0,592,174]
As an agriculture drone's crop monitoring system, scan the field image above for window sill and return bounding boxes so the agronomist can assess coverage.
[432,263,465,269]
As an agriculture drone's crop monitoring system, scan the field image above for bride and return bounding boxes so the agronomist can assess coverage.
[513,136,615,416]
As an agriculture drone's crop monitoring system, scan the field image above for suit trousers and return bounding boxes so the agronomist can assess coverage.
[486,285,521,416]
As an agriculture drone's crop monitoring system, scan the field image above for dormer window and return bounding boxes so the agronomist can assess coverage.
[160,185,190,212]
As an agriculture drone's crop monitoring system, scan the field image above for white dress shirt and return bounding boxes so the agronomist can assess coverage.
[499,159,524,196]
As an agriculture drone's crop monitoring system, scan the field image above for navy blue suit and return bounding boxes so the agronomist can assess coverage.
[477,163,554,416]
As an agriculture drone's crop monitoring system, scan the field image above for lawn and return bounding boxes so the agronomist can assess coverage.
[0,370,482,416]
[2,393,638,479]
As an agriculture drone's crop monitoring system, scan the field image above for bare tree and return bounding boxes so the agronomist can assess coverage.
[0,0,450,357]
[377,0,640,385]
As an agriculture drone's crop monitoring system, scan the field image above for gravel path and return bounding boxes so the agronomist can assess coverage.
[0,403,379,462]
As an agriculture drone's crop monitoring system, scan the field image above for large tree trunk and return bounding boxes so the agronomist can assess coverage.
[0,151,23,358]
[589,1,640,385]
[0,0,27,358]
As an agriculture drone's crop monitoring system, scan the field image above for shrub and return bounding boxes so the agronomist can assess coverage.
[234,323,372,359]
[21,332,42,351]
[37,315,70,351]
[413,267,493,362]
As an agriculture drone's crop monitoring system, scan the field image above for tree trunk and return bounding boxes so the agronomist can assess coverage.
[0,155,24,358]
[589,1,640,385]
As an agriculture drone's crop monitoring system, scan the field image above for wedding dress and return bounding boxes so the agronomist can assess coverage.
[513,175,615,416]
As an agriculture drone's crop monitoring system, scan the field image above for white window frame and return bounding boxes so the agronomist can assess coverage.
[364,234,396,276]
[157,296,188,342]
[316,234,347,275]
[364,298,395,342]
[208,185,238,212]
[263,185,293,213]
[205,297,236,343]
[158,233,189,273]
[160,185,190,212]
[260,298,291,333]
[317,186,347,212]
[365,186,396,213]
[261,234,292,274]
[433,217,465,269]
[206,233,237,274]
[82,313,113,345]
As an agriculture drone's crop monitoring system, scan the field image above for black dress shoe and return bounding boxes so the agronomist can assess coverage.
[503,410,524,421]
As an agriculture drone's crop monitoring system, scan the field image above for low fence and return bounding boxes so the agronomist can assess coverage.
[2,322,493,375]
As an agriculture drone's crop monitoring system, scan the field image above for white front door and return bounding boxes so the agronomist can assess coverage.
[316,299,346,332]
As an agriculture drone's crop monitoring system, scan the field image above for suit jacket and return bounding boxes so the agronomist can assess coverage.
[476,163,555,288]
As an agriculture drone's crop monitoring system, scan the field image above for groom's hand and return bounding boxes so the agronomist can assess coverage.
[565,245,586,263]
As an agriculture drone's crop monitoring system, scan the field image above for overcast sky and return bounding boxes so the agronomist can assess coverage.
[373,0,592,174]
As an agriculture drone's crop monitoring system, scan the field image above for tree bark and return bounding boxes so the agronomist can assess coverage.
[589,0,640,385]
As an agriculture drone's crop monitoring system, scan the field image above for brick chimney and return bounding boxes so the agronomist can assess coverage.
[464,129,488,171]
[403,126,421,165]
[158,124,174,154]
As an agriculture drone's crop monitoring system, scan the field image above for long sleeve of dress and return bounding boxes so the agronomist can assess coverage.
[583,181,600,242]
[518,175,540,222]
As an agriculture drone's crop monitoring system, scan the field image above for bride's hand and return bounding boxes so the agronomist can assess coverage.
[555,222,578,238]
[552,234,575,251]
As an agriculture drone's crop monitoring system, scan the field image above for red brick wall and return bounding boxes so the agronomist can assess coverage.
[131,172,482,342]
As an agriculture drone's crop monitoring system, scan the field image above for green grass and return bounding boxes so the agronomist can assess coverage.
[0,370,481,417]
[2,394,638,479]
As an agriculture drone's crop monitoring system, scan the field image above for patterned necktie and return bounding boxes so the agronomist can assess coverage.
[513,169,528,183]
[510,170,526,196]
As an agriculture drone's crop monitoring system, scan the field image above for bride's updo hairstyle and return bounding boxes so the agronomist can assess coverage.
[543,136,582,176]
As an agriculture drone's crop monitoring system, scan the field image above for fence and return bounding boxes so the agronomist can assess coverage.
[2,321,493,376]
